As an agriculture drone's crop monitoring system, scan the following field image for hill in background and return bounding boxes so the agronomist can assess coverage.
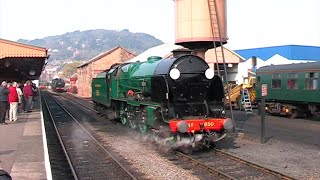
[18,29,163,62]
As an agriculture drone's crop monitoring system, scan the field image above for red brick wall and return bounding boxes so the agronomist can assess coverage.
[77,65,92,97]
[77,47,135,98]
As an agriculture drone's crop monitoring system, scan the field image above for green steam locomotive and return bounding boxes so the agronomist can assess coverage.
[91,54,233,148]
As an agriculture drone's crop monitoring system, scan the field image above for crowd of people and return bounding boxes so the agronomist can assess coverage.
[0,80,38,125]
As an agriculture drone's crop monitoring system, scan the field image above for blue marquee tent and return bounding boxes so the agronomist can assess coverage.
[235,45,320,61]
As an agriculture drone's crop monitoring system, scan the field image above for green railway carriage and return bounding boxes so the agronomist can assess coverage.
[91,55,234,149]
[256,62,320,118]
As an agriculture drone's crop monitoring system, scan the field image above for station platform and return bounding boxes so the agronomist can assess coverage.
[0,101,49,180]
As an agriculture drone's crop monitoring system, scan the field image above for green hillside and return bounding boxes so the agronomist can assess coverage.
[18,29,163,61]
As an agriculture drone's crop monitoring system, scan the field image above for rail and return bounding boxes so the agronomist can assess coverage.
[43,92,137,179]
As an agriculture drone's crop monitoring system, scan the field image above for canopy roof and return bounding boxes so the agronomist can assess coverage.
[0,38,48,81]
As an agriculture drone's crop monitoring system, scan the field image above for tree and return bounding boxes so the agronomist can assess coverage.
[62,62,82,78]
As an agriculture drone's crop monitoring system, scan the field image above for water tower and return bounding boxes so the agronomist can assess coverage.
[174,0,227,59]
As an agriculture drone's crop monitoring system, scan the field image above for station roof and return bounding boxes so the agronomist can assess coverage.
[78,46,135,68]
[257,61,320,73]
[205,46,245,64]
[0,38,48,81]
[235,45,320,61]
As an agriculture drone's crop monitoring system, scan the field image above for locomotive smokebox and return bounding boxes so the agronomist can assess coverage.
[174,0,227,51]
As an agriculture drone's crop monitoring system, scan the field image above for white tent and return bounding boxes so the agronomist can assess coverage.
[265,54,314,65]
[235,57,264,84]
[235,54,315,84]
[127,43,183,62]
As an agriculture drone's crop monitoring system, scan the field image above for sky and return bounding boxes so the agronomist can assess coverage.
[0,0,319,50]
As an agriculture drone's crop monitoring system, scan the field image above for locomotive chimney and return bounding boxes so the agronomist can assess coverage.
[172,48,192,58]
[192,49,207,60]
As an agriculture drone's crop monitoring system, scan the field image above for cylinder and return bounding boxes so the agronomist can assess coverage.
[175,0,227,50]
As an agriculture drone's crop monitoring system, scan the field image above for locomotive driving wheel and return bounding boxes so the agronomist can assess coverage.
[129,118,137,129]
[120,114,127,125]
[139,118,148,134]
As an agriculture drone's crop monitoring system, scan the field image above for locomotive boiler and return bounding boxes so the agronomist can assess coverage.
[92,54,233,148]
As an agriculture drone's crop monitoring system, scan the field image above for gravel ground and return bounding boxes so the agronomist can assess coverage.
[93,123,320,180]
[216,132,320,180]
[89,117,320,179]
[94,129,201,180]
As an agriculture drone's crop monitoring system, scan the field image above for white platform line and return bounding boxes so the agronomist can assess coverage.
[40,91,53,180]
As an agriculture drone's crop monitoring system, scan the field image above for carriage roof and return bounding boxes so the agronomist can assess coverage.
[257,61,320,73]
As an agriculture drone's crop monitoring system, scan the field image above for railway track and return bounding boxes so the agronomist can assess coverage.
[214,149,295,179]
[53,92,297,179]
[174,149,296,180]
[41,94,76,180]
[42,92,137,180]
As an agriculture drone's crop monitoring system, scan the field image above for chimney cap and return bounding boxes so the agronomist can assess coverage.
[172,48,192,58]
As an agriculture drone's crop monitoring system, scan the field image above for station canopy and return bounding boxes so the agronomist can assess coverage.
[0,38,48,82]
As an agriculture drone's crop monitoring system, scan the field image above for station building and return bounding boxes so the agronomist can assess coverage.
[77,46,136,97]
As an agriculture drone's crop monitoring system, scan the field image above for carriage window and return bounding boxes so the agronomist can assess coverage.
[272,73,281,89]
[287,73,298,89]
[121,64,130,73]
[287,79,298,89]
[272,79,281,89]
[288,73,298,78]
[272,73,281,78]
[305,72,318,90]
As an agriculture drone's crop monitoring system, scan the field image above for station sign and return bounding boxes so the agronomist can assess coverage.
[262,84,267,97]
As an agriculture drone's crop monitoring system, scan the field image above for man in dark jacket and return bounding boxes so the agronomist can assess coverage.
[23,81,33,112]
[0,81,9,125]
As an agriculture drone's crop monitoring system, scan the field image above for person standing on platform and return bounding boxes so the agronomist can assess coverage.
[8,82,19,122]
[0,81,9,125]
[21,82,27,112]
[16,83,23,113]
[6,83,12,120]
[31,83,37,110]
[23,81,33,113]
